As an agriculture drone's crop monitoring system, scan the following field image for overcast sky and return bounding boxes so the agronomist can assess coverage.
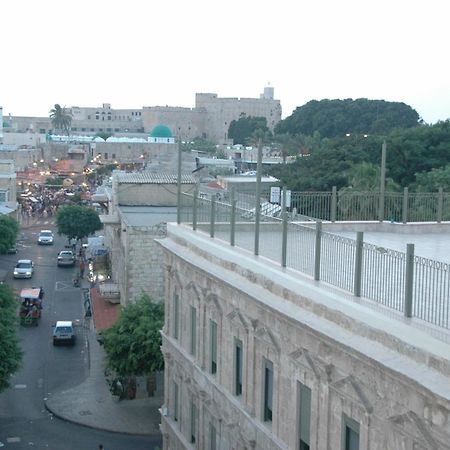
[1,0,449,124]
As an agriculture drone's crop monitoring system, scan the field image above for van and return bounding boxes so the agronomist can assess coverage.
[53,320,76,345]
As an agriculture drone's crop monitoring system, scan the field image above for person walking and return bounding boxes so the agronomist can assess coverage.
[79,259,85,279]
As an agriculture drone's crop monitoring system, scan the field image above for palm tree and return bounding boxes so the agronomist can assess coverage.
[49,104,72,136]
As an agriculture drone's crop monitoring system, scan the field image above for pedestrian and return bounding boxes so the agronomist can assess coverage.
[79,259,85,278]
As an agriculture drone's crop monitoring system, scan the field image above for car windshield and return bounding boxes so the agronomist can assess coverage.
[56,326,72,333]
[60,252,73,257]
[40,231,52,237]
[16,262,31,268]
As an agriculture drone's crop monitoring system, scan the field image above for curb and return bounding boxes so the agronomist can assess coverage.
[43,399,158,436]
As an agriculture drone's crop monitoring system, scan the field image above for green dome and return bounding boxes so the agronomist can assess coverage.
[150,125,173,138]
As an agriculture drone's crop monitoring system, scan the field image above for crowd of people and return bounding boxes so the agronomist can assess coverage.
[19,186,90,220]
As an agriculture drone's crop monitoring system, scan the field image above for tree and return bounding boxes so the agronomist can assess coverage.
[56,205,102,242]
[49,104,72,136]
[0,215,19,254]
[275,98,421,138]
[100,295,164,376]
[272,133,298,163]
[228,115,271,145]
[0,284,23,392]
[414,164,450,192]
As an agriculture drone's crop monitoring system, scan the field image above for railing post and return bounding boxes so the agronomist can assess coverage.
[402,187,408,224]
[437,187,443,223]
[254,139,262,256]
[354,232,363,297]
[230,199,236,246]
[404,243,414,318]
[177,144,182,225]
[193,189,198,231]
[210,197,215,238]
[314,221,322,281]
[281,186,288,267]
[331,186,337,222]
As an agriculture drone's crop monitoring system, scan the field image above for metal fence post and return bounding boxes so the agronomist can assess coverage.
[402,187,408,224]
[281,186,288,267]
[314,221,322,281]
[230,199,236,246]
[177,145,182,225]
[331,186,337,222]
[254,139,262,256]
[404,243,414,318]
[193,190,198,231]
[437,187,443,223]
[210,197,216,238]
[354,232,363,297]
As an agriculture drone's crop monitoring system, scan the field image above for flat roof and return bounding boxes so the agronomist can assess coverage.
[118,205,177,227]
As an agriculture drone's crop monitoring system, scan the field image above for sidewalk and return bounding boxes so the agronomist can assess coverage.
[44,282,163,435]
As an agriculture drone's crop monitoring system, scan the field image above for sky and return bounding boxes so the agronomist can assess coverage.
[1,0,449,124]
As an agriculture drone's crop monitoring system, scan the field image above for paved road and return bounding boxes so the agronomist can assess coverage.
[0,222,161,450]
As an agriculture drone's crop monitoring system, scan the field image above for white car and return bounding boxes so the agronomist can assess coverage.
[38,230,54,245]
[13,259,34,279]
[53,321,76,345]
[57,250,75,267]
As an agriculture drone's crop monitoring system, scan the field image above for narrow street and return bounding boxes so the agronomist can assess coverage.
[0,220,161,450]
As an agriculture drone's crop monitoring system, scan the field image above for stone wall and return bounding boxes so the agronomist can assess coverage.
[125,225,167,303]
[158,224,450,450]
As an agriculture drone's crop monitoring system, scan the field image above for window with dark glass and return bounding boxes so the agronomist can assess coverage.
[235,339,243,396]
[342,415,360,450]
[173,381,179,422]
[263,358,273,422]
[210,422,217,450]
[190,306,197,356]
[210,320,217,374]
[173,294,179,339]
[298,382,311,450]
[190,399,197,444]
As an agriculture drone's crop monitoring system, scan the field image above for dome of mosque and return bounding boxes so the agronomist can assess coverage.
[150,125,173,138]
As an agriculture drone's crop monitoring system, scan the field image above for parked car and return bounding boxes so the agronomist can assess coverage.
[6,244,18,254]
[13,259,34,279]
[53,320,76,345]
[57,250,75,267]
[38,230,54,245]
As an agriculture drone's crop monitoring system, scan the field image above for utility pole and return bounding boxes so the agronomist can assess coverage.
[378,140,386,222]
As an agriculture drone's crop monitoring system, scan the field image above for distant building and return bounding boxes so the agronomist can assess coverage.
[0,159,18,218]
[100,170,197,305]
[4,87,281,145]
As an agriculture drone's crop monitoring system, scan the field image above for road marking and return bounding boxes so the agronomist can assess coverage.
[6,437,21,443]
[14,384,26,389]
[55,281,77,291]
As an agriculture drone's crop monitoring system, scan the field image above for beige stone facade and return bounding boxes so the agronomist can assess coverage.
[5,88,281,145]
[100,171,196,305]
[157,223,450,450]
[0,159,18,217]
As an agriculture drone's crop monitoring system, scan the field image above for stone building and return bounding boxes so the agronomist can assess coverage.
[0,159,18,218]
[4,87,281,145]
[100,171,196,305]
[157,223,450,450]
